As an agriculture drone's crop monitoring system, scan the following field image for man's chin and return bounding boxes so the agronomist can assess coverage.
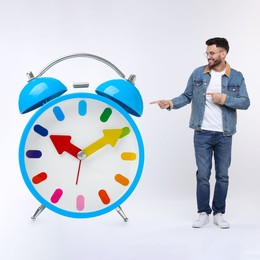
[208,62,215,69]
[208,61,214,69]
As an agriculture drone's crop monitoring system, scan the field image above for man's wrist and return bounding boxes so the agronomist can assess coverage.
[166,100,173,110]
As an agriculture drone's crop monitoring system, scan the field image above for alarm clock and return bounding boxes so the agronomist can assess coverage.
[18,53,144,220]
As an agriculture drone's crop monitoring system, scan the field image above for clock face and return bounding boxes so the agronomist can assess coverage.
[19,93,144,218]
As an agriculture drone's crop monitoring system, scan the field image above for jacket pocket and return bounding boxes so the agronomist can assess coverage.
[193,80,203,87]
[227,85,240,96]
[193,80,203,95]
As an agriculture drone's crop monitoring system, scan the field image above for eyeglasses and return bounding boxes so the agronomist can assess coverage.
[204,50,223,57]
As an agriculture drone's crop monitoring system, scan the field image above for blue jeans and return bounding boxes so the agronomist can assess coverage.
[194,130,232,215]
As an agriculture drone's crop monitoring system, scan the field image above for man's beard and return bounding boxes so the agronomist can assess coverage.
[208,58,222,69]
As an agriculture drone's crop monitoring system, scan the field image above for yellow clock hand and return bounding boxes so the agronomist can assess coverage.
[77,128,129,160]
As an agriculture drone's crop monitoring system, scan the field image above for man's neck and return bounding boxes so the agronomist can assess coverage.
[212,61,226,72]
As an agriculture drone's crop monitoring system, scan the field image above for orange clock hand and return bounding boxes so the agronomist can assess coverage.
[78,128,130,160]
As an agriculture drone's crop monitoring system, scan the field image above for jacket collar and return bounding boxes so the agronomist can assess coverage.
[203,62,231,77]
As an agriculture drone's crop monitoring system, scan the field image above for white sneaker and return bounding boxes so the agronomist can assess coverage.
[192,212,209,228]
[213,213,230,229]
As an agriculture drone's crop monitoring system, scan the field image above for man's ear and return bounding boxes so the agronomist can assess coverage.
[221,50,227,59]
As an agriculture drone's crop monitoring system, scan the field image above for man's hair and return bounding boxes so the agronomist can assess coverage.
[205,37,229,53]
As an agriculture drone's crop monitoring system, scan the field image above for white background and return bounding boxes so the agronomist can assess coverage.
[1,0,260,259]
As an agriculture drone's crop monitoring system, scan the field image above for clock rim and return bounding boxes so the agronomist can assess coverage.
[19,92,144,218]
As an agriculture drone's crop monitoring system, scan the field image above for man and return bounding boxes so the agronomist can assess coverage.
[150,37,250,229]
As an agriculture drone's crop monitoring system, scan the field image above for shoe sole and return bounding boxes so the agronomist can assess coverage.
[213,221,230,229]
[192,218,209,228]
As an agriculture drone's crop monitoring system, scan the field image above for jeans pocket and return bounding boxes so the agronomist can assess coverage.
[194,130,202,135]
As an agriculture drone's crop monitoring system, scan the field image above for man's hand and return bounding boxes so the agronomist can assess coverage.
[205,92,226,105]
[150,100,173,109]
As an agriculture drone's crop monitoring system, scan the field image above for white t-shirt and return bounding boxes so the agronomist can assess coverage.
[201,69,224,132]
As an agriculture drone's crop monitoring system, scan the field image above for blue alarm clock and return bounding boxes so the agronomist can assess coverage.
[18,53,144,220]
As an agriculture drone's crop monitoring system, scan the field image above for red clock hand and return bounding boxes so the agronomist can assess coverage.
[50,135,81,159]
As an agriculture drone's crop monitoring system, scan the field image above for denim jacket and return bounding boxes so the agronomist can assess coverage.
[171,63,250,136]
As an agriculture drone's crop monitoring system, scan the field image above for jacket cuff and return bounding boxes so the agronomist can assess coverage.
[220,94,227,105]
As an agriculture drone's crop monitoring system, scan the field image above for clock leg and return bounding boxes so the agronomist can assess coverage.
[116,206,128,222]
[31,204,46,221]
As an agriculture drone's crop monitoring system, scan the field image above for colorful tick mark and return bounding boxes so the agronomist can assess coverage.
[51,188,63,203]
[100,108,112,122]
[98,190,110,205]
[78,100,87,116]
[115,174,129,186]
[26,150,42,158]
[121,152,136,160]
[32,172,47,184]
[76,195,85,211]
[119,127,130,138]
[33,124,48,137]
[53,106,65,121]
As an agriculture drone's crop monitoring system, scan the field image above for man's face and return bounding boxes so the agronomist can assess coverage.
[205,44,225,69]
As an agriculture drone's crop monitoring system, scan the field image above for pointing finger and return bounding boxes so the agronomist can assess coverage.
[150,100,162,105]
